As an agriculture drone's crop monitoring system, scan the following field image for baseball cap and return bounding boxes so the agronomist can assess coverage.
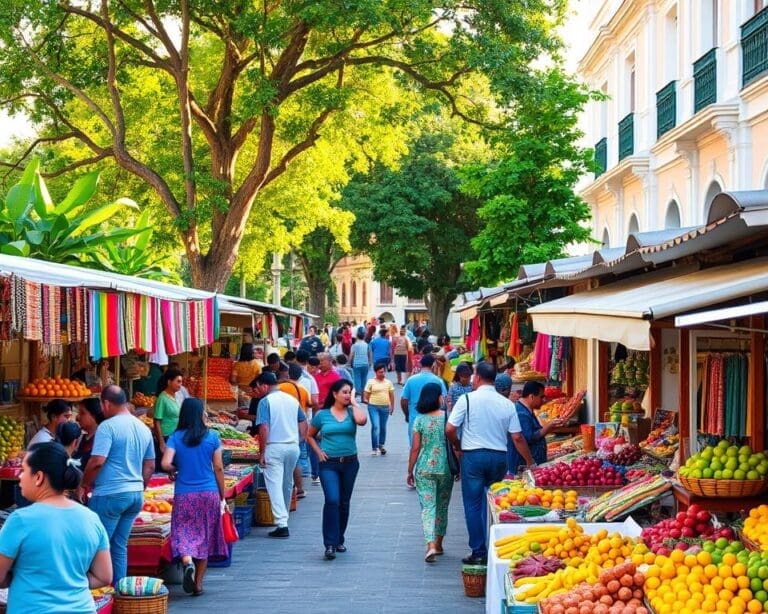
[494,373,513,394]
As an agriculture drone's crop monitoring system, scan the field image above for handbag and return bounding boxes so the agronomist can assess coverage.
[444,405,462,477]
[221,507,239,544]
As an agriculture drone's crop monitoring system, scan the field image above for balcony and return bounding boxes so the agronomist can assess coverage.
[693,48,717,112]
[742,6,768,87]
[656,81,677,138]
[618,114,634,161]
[594,137,607,178]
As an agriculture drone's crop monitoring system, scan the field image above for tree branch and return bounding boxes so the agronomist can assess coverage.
[143,0,181,66]
[0,133,78,178]
[39,152,113,178]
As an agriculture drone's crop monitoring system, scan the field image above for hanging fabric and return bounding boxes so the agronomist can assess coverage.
[530,332,551,374]
[23,280,42,341]
[40,284,63,358]
[10,275,25,336]
[507,312,521,359]
[66,287,88,345]
[0,278,11,341]
[89,291,127,359]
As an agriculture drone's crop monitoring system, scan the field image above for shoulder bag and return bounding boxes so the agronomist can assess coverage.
[444,394,468,477]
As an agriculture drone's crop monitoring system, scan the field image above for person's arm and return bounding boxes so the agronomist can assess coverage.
[80,455,106,491]
[511,432,535,467]
[213,448,226,499]
[298,408,308,441]
[87,550,113,588]
[388,388,395,415]
[400,383,410,420]
[350,396,367,425]
[0,554,12,589]
[142,459,155,488]
[306,423,328,462]
[161,446,176,474]
[229,363,239,385]
[363,381,371,404]
[406,430,422,487]
[258,423,269,468]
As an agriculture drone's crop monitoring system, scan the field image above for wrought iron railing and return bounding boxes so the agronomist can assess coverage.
[656,81,677,138]
[594,137,607,178]
[742,6,768,86]
[618,114,634,161]
[693,48,717,112]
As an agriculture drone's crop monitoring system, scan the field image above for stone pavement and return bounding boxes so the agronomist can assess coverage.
[167,377,485,614]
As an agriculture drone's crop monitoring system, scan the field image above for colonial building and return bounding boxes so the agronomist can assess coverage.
[330,254,461,335]
[577,0,768,247]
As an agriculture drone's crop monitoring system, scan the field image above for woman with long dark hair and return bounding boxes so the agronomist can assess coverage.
[407,383,453,562]
[153,368,183,455]
[74,397,106,469]
[0,442,112,612]
[161,398,227,596]
[306,379,367,560]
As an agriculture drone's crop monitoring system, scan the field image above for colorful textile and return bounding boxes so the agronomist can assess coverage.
[170,490,228,560]
[89,291,127,359]
[23,280,42,341]
[0,278,10,340]
[507,312,521,359]
[65,288,88,344]
[530,332,551,374]
[40,284,62,357]
[413,413,453,543]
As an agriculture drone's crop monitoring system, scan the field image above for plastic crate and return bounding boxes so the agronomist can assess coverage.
[208,543,233,568]
[233,506,253,538]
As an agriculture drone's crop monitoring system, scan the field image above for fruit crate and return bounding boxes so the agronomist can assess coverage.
[233,505,253,538]
[504,572,537,613]
[678,475,768,498]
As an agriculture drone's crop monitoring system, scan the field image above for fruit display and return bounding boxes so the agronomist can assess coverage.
[210,424,252,440]
[537,390,587,424]
[610,352,648,388]
[20,377,91,399]
[643,537,766,614]
[221,438,260,457]
[130,392,156,408]
[138,414,154,428]
[607,443,642,466]
[639,504,734,554]
[0,416,24,463]
[640,430,679,458]
[490,479,580,511]
[678,441,768,481]
[609,400,643,422]
[548,436,583,460]
[205,357,235,379]
[534,457,625,488]
[585,474,671,522]
[142,500,172,514]
[744,505,768,550]
[187,375,236,401]
[495,518,594,562]
[539,562,648,614]
[510,554,564,581]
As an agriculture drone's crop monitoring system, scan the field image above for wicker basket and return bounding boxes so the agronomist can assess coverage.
[678,474,768,498]
[461,565,486,598]
[113,592,168,614]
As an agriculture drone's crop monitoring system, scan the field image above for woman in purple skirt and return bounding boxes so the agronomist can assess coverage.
[161,398,227,596]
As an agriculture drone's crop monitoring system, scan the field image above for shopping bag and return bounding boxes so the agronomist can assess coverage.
[221,507,239,543]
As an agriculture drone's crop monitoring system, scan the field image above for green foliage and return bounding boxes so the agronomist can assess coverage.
[343,129,481,332]
[462,69,597,286]
[0,160,146,266]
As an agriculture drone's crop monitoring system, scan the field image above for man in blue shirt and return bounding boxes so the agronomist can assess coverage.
[400,354,447,446]
[368,328,392,369]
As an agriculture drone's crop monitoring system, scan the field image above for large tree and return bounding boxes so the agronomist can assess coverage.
[0,0,567,291]
[343,131,480,335]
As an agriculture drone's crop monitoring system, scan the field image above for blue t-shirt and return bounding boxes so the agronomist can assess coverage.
[0,503,109,614]
[349,340,370,367]
[311,409,357,456]
[92,413,155,496]
[369,336,391,364]
[167,429,221,495]
[402,372,447,423]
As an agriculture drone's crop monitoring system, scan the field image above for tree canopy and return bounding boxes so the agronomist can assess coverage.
[0,0,569,291]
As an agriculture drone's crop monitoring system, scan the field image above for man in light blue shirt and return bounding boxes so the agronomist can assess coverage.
[400,354,447,445]
[369,328,392,367]
[80,385,155,583]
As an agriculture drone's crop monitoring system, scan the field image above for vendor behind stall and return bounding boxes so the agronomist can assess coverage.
[230,344,262,392]
[153,369,183,455]
[29,399,73,446]
[132,361,163,396]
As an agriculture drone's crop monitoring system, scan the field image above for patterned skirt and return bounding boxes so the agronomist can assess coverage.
[170,490,229,560]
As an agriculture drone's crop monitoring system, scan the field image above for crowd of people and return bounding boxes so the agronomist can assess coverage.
[0,317,565,611]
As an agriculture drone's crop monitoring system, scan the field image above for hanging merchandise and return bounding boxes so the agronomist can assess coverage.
[548,336,570,383]
[466,316,480,355]
[89,291,127,360]
[40,284,62,358]
[507,312,521,360]
[530,332,551,374]
[10,275,25,336]
[0,278,10,341]
[65,287,88,345]
[23,280,42,341]
[700,352,748,437]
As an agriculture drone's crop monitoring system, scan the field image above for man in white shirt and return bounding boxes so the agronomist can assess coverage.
[446,361,535,564]
[254,372,308,538]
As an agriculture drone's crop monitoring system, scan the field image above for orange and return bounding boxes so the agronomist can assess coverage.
[684,554,698,568]
[718,564,733,579]
[732,562,747,577]
[722,553,737,566]
[670,549,686,564]
[747,599,763,613]
[697,550,713,566]
[704,564,719,579]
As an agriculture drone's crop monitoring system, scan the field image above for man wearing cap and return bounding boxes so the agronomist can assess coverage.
[507,381,565,476]
[400,353,447,446]
[253,372,307,538]
[446,361,536,565]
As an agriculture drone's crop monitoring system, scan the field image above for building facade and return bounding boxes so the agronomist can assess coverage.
[330,254,461,335]
[577,0,768,248]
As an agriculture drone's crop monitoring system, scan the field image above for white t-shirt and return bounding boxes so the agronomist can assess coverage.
[255,390,306,445]
[448,385,521,452]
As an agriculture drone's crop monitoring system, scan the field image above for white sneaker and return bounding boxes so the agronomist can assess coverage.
[370,449,379,456]
[311,477,320,485]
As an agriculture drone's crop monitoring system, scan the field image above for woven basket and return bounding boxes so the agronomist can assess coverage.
[678,474,768,498]
[113,593,168,614]
[461,565,486,598]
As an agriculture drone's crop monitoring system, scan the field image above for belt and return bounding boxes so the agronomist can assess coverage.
[322,454,358,463]
[463,448,506,454]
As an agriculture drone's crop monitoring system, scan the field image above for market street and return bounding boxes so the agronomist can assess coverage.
[167,376,484,614]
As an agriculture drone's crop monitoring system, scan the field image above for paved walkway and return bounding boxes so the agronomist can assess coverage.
[167,377,485,614]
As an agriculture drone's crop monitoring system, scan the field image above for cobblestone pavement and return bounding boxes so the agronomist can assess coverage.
[166,376,485,614]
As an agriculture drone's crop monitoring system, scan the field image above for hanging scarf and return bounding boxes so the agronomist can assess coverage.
[507,312,521,359]
[23,281,42,341]
[530,333,551,374]
[40,285,62,358]
[10,275,25,336]
[0,278,11,341]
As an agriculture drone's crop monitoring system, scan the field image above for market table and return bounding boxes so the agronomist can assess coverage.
[672,483,768,513]
[485,518,642,614]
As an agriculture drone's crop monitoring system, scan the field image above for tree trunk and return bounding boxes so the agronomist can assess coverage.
[305,273,326,325]
[426,293,452,337]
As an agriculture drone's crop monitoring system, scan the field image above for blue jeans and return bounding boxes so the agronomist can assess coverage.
[309,445,320,479]
[90,491,144,582]
[318,458,359,547]
[460,449,507,558]
[352,365,369,396]
[298,441,310,477]
[368,405,390,450]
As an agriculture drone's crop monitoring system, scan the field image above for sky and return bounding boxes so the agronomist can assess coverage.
[0,1,598,149]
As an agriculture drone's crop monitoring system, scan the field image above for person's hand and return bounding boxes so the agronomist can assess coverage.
[317,450,329,462]
[167,470,177,482]
[389,407,394,416]
[75,486,87,504]
[406,473,415,488]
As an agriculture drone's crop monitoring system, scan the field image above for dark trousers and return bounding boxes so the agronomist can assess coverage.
[318,458,360,547]
[460,449,506,557]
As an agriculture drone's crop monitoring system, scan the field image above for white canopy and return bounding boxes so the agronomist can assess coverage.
[528,258,768,350]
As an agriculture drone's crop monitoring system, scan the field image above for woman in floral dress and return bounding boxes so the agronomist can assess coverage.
[407,382,454,562]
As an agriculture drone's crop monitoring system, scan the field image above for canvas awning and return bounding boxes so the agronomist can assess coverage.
[675,300,768,328]
[528,258,768,350]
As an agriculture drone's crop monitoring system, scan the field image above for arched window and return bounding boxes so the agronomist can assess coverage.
[665,200,681,229]
[341,283,346,308]
[351,280,357,307]
[703,180,722,222]
[362,282,367,307]
[627,214,639,236]
[601,228,610,248]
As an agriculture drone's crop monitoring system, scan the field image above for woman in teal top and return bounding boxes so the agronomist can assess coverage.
[307,379,367,560]
[0,442,112,613]
[153,368,183,455]
[407,382,454,562]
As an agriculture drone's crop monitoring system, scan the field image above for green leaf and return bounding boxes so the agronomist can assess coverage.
[53,171,101,216]
[23,229,45,245]
[32,172,53,218]
[133,209,153,251]
[0,241,30,257]
[70,200,138,235]
[48,214,71,245]
[4,184,34,222]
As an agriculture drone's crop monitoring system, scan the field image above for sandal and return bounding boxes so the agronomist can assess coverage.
[296,490,306,499]
[425,548,438,563]
[182,563,196,594]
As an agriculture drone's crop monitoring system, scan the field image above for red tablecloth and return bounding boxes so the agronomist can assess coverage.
[127,537,172,575]
[224,471,253,499]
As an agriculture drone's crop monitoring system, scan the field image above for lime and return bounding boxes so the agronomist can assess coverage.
[718,440,730,449]
[759,566,768,580]
[710,459,724,471]
[726,458,739,471]
[735,469,747,480]
[748,470,760,480]
[740,445,753,456]
[726,446,739,457]
[757,590,768,604]
[732,541,745,552]
[530,541,541,553]
[702,468,714,478]
[714,470,723,479]
[722,468,734,479]
[752,577,764,593]
[716,537,730,549]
